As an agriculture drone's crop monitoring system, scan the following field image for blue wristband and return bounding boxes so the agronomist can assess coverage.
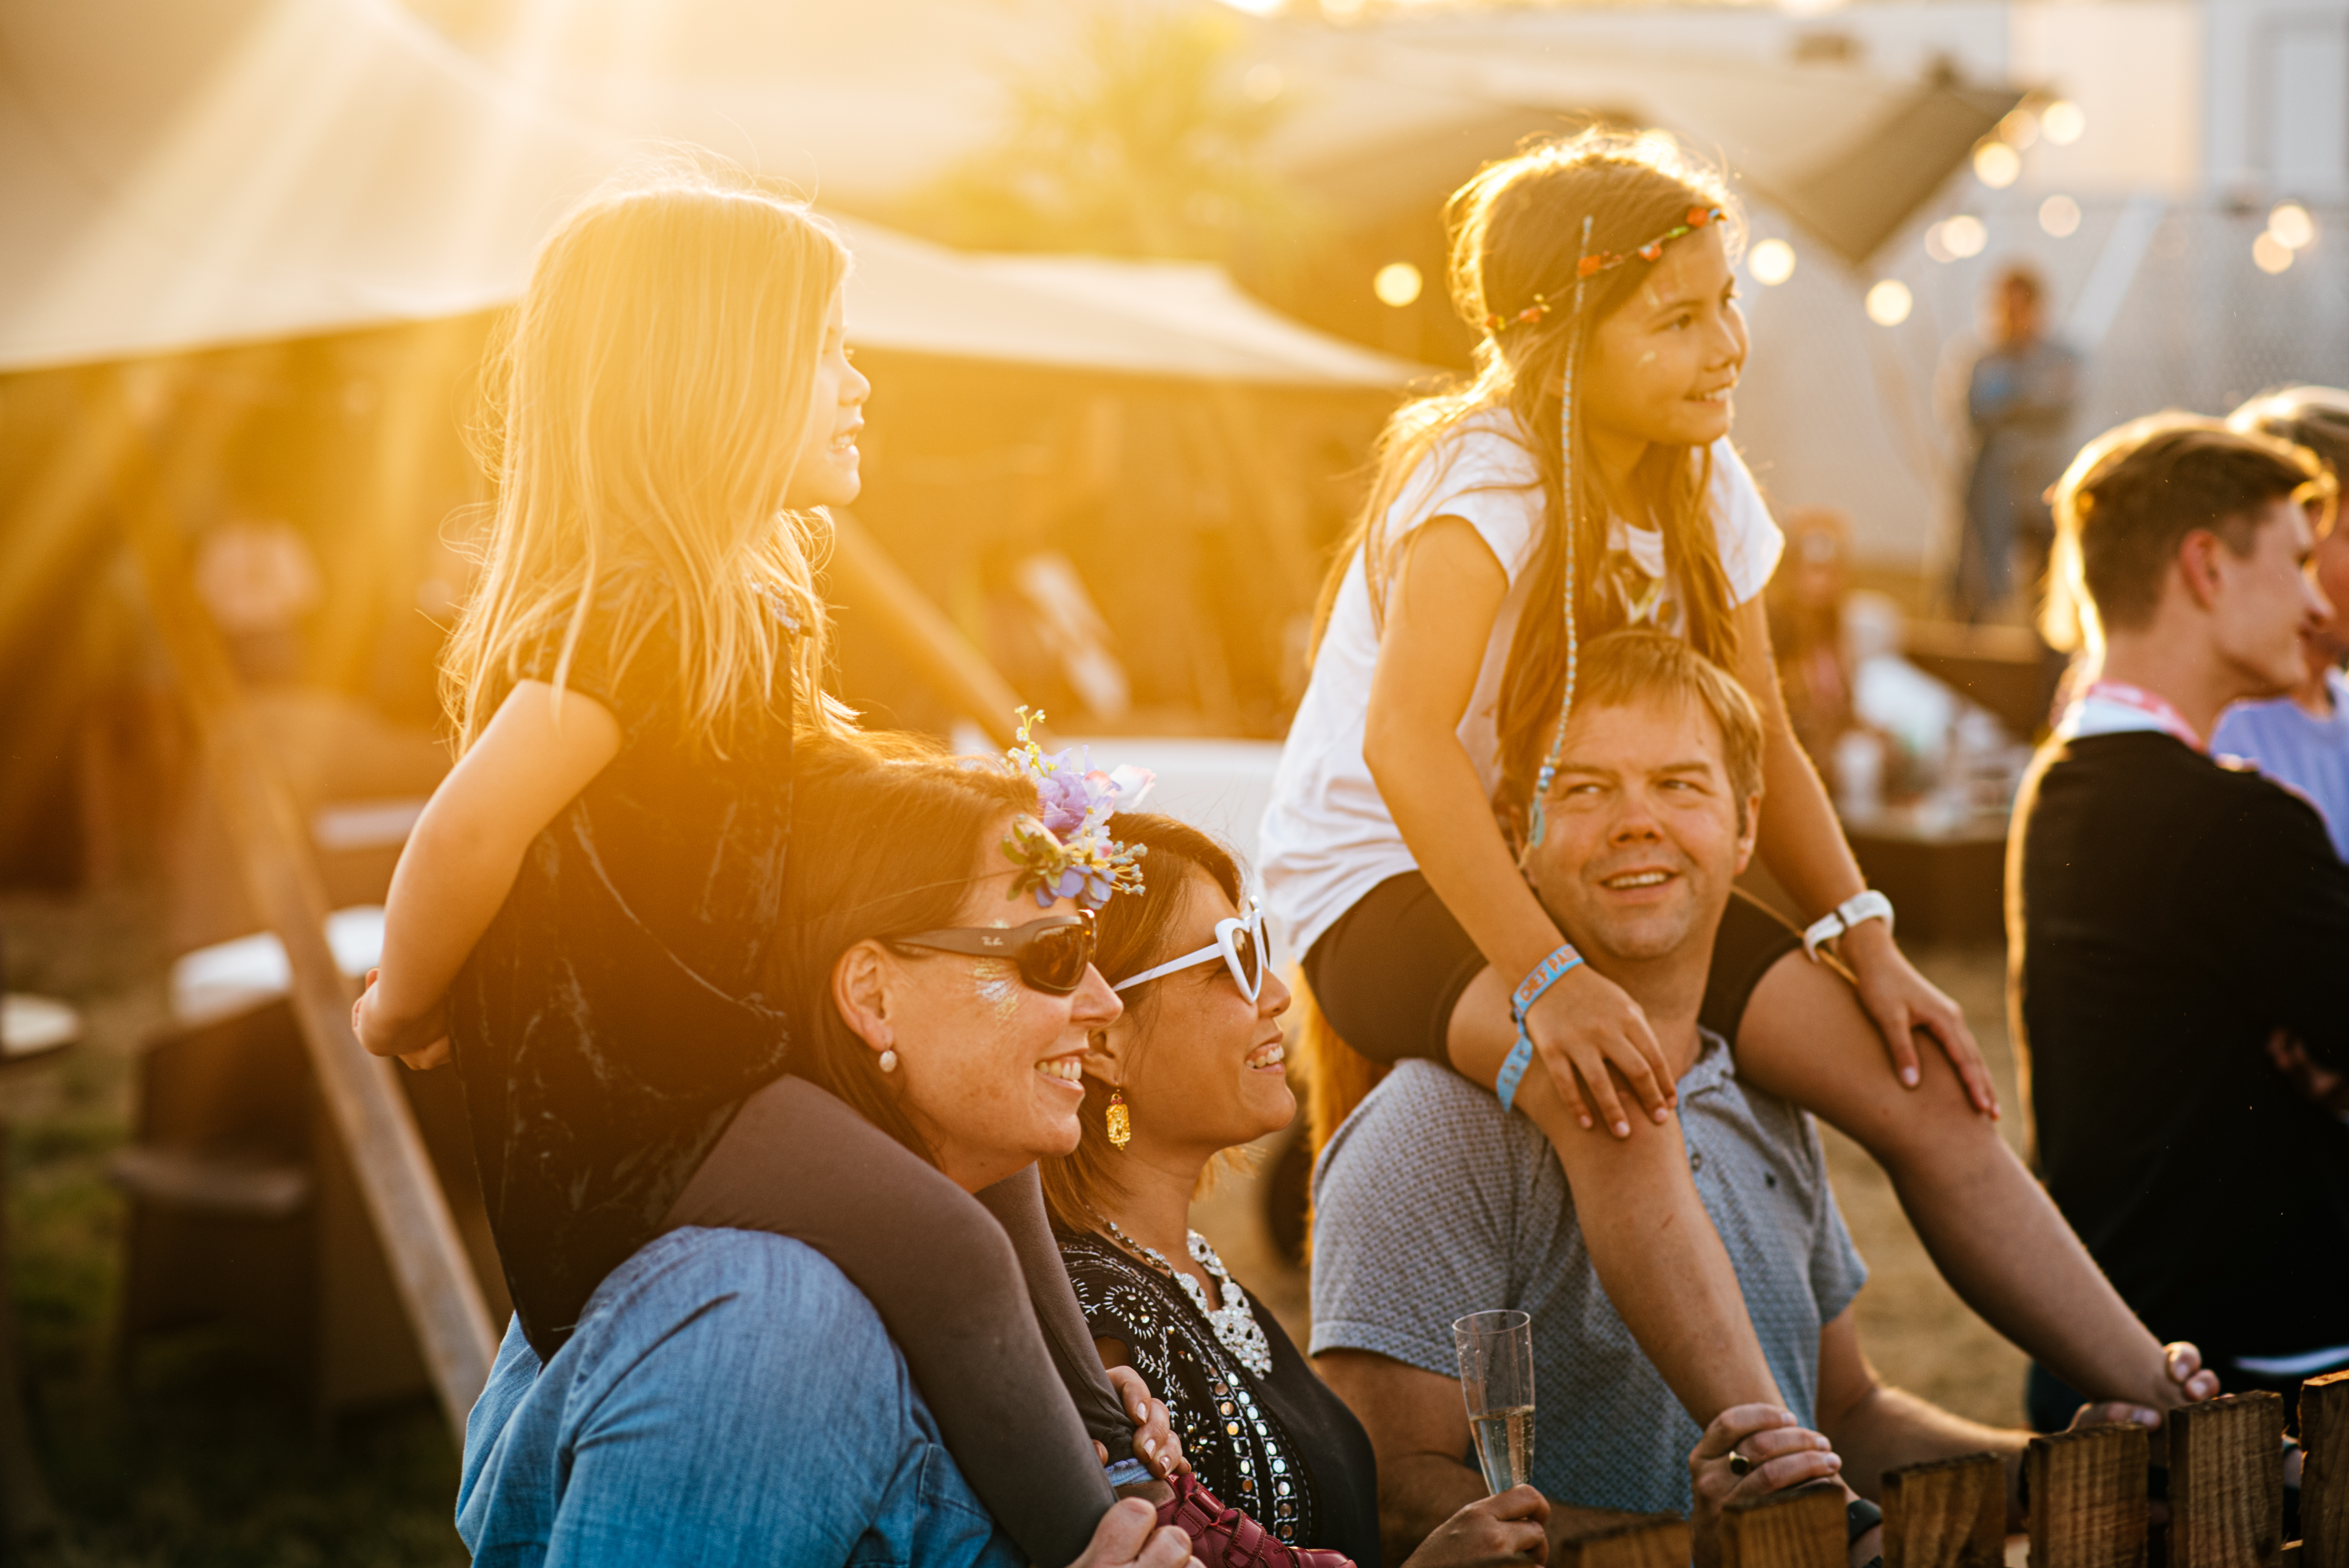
[1496,944,1584,1113]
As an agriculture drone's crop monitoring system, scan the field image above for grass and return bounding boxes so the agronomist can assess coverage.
[1,884,467,1567]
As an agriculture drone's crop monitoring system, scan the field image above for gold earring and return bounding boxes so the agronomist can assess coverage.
[1106,1088,1132,1149]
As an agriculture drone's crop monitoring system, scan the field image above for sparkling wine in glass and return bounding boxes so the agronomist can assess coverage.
[1453,1309,1535,1494]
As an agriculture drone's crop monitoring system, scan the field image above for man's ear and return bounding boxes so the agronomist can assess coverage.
[2177,529,2227,612]
[831,940,897,1058]
[1733,794,1762,875]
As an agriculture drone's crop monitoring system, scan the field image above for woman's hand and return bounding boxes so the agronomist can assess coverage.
[1107,1364,1187,1479]
[1527,964,1677,1138]
[1400,1486,1550,1568]
[1686,1405,1842,1568]
[1836,921,1998,1116]
[1069,1497,1199,1568]
[353,969,451,1071]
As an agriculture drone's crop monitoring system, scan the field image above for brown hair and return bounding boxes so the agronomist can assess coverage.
[2230,386,2349,486]
[1564,629,1764,833]
[1314,128,1745,841]
[2042,413,2328,650]
[777,733,1042,1161]
[1040,813,1243,1235]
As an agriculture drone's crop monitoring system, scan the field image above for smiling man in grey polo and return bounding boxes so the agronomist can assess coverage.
[1308,632,2143,1568]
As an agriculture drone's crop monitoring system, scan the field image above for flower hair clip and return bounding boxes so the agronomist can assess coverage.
[1480,207,1725,332]
[998,709,1151,910]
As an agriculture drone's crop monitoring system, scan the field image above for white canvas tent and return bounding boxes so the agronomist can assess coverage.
[0,0,1415,387]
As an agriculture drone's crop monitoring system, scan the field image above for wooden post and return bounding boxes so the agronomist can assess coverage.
[1722,1480,1845,1568]
[2170,1392,2284,1568]
[117,412,496,1437]
[1554,1515,1689,1568]
[826,508,1027,748]
[2028,1423,2149,1568]
[2302,1372,2349,1568]
[1884,1451,2006,1568]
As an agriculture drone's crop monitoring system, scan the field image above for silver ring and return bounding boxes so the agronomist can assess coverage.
[1728,1451,1752,1477]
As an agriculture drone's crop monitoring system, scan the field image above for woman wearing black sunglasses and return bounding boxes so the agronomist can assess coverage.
[653,737,1357,1568]
[1044,815,1550,1568]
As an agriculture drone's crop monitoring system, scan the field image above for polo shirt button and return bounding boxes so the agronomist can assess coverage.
[1690,1151,1704,1172]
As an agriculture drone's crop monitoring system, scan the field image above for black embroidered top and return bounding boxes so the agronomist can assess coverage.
[1059,1229,1383,1568]
[448,598,797,1359]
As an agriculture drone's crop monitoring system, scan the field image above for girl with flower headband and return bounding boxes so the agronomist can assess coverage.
[351,159,1271,1568]
[1262,129,2218,1429]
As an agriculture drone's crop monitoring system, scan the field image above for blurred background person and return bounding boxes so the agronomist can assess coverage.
[2214,387,2349,861]
[1952,266,2079,625]
[1766,508,1858,768]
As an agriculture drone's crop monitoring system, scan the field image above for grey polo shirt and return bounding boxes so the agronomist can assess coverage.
[1308,1038,1867,1517]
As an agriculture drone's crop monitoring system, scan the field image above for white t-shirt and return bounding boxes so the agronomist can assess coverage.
[1260,411,1784,958]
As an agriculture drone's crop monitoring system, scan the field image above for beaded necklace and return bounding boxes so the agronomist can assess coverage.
[1104,1221,1274,1379]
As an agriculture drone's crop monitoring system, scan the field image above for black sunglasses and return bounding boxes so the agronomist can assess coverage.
[888,911,1098,996]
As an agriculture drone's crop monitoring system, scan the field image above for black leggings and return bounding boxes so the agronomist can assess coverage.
[661,1074,1126,1568]
[1303,870,1803,1064]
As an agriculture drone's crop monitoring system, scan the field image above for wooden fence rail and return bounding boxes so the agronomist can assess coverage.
[1558,1383,2347,1568]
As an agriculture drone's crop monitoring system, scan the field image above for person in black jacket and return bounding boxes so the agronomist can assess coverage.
[2012,412,2349,1431]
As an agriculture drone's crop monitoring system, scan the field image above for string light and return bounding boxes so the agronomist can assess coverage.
[1374,262,1423,307]
[1865,279,1914,326]
[2041,100,2086,145]
[1974,142,2021,189]
[1748,239,1796,286]
[2039,196,2082,238]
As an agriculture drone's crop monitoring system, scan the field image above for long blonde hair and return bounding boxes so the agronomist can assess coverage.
[444,156,850,753]
[1316,129,1744,839]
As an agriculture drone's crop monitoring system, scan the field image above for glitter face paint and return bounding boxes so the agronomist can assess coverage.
[972,957,1021,1022]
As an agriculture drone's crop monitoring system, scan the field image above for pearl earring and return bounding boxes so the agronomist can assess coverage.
[878,1048,899,1074]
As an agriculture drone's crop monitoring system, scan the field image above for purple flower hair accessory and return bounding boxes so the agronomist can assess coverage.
[999,709,1150,911]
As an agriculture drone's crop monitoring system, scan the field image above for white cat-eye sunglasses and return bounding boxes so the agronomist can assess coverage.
[1112,898,1272,1001]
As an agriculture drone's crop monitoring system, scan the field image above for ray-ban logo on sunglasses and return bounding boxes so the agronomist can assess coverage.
[980,936,1005,948]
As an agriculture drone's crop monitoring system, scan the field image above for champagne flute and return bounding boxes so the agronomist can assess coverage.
[1452,1309,1536,1495]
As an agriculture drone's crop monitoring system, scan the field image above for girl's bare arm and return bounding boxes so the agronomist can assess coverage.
[354,681,621,1062]
[1363,518,1675,1133]
[1725,598,1996,1113]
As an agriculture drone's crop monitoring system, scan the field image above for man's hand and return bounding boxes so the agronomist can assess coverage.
[1068,1496,1198,1568]
[1400,1486,1551,1568]
[1107,1364,1187,1480]
[1687,1405,1842,1568]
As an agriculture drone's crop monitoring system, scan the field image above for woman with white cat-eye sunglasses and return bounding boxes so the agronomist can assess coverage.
[1111,897,1271,1000]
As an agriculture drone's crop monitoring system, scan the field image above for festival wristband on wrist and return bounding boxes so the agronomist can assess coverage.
[1801,890,1895,960]
[1496,944,1585,1114]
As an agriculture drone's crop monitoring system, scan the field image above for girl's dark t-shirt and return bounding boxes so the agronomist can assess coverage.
[1059,1229,1383,1568]
[449,609,796,1359]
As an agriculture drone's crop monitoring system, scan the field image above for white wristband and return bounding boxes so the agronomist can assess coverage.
[1802,890,1894,960]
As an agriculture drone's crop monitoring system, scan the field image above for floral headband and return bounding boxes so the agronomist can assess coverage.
[999,709,1150,910]
[1480,207,1725,332]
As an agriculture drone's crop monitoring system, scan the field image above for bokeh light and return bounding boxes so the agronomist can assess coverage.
[1973,142,2021,189]
[2253,232,2295,274]
[2269,202,2315,251]
[1374,261,1423,307]
[2039,195,2082,238]
[1865,279,1914,326]
[1747,239,1796,286]
[1931,215,1987,260]
[1998,109,2041,149]
[2041,100,2087,144]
